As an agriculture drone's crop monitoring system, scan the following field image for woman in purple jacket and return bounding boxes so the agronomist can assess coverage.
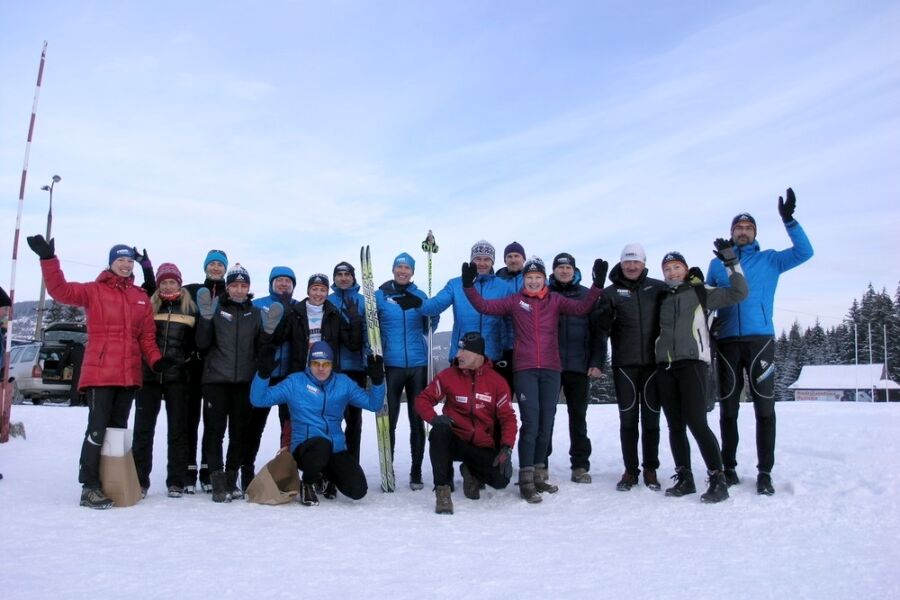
[463,256,607,503]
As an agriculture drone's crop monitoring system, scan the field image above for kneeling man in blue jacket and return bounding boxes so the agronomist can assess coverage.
[251,341,385,506]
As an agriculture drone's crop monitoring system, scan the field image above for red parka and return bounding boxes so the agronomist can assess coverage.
[415,359,517,449]
[40,257,161,389]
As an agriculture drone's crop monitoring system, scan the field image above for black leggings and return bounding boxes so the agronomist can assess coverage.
[657,361,723,473]
[79,386,134,489]
[385,366,427,474]
[133,381,189,489]
[612,365,661,474]
[428,424,510,489]
[292,437,368,499]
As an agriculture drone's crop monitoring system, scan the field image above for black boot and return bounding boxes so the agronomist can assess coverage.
[724,468,740,487]
[300,482,319,506]
[665,468,696,497]
[226,470,243,500]
[460,463,481,500]
[701,470,730,503]
[211,471,231,503]
[616,470,639,491]
[757,472,775,496]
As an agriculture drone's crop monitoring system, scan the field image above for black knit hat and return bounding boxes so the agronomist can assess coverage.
[661,252,688,269]
[308,273,330,290]
[226,263,250,286]
[731,212,757,232]
[333,261,356,280]
[523,256,546,275]
[552,252,576,270]
[457,331,486,356]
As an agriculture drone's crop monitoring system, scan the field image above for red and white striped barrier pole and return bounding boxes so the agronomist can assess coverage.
[2,41,48,443]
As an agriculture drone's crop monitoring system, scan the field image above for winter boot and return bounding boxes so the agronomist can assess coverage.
[518,467,542,504]
[460,463,481,500]
[226,470,243,500]
[140,487,148,500]
[724,468,740,487]
[80,487,114,510]
[665,468,696,497]
[300,482,319,506]
[199,464,212,493]
[324,480,337,500]
[616,471,639,491]
[643,469,661,491]
[211,471,231,503]
[167,486,184,498]
[757,472,775,496]
[435,485,454,515]
[533,464,558,493]
[701,470,730,503]
[571,468,592,484]
[409,466,424,491]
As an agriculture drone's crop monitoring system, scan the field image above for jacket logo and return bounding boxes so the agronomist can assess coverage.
[518,301,531,312]
[454,395,468,404]
[617,289,631,297]
[306,384,319,394]
[220,311,233,321]
[137,300,147,305]
[760,359,769,369]
[475,393,492,402]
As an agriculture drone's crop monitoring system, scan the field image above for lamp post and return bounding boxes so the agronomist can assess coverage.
[33,174,61,338]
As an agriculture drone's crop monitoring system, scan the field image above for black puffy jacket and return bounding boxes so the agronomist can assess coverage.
[142,295,197,384]
[548,270,605,373]
[597,264,667,368]
[196,296,261,384]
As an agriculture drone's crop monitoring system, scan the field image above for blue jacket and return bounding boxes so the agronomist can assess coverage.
[329,283,367,372]
[707,220,813,339]
[250,371,385,453]
[253,284,298,378]
[420,273,515,362]
[375,281,437,368]
[495,268,523,351]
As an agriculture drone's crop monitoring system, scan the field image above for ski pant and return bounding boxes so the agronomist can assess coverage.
[201,382,251,473]
[243,375,291,478]
[514,369,561,469]
[385,366,427,476]
[291,437,367,499]
[133,381,189,489]
[613,364,661,475]
[558,371,592,471]
[79,386,134,489]
[185,358,209,487]
[717,337,777,473]
[428,423,511,489]
[343,370,367,462]
[657,360,723,473]
[494,348,515,396]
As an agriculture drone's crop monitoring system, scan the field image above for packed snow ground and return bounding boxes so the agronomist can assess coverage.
[1,402,898,599]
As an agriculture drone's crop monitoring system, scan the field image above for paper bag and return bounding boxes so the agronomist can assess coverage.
[99,427,142,508]
[246,451,301,505]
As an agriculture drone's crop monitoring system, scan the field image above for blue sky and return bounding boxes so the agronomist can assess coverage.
[1,0,898,335]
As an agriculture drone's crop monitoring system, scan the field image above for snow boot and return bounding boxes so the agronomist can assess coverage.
[724,468,740,487]
[757,472,775,496]
[533,464,558,493]
[211,471,231,503]
[167,486,184,498]
[571,468,592,484]
[300,482,319,506]
[409,466,424,491]
[324,480,337,500]
[701,470,730,503]
[460,463,481,500]
[665,468,697,497]
[226,470,243,500]
[643,469,661,491]
[519,467,543,504]
[80,487,114,510]
[435,485,454,515]
[616,470,639,491]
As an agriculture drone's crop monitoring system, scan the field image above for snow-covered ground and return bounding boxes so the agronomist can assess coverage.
[2,402,898,599]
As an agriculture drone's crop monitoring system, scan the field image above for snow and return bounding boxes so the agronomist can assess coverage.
[2,402,898,599]
[789,363,899,390]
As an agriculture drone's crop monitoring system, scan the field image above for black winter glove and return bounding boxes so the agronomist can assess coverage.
[778,187,796,223]
[591,259,609,288]
[713,238,738,267]
[461,262,477,288]
[687,266,705,283]
[152,357,177,373]
[393,292,423,311]
[133,247,152,270]
[367,354,385,386]
[431,414,453,428]
[492,445,513,480]
[26,235,55,260]
[342,295,359,318]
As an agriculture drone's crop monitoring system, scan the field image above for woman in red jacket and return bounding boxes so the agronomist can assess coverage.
[463,256,607,503]
[27,236,163,509]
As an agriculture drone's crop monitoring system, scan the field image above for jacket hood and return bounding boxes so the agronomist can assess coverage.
[97,270,135,287]
[268,266,297,294]
[549,268,582,290]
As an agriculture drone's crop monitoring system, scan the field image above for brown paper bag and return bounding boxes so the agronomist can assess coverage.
[246,451,301,505]
[99,428,142,508]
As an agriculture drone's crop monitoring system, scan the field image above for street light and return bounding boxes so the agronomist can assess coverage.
[34,174,61,338]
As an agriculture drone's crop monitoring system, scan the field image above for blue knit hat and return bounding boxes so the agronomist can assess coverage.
[268,266,296,290]
[309,340,334,363]
[108,244,135,267]
[204,249,229,272]
[393,252,415,272]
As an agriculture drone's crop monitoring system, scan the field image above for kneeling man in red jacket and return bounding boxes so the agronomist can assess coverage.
[416,332,518,515]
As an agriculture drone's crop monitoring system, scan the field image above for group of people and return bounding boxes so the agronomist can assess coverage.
[22,186,812,514]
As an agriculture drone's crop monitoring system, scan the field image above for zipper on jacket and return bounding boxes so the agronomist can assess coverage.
[233,304,240,383]
[533,298,541,368]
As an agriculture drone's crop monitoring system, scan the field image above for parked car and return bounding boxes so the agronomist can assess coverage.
[39,322,87,405]
[7,342,70,405]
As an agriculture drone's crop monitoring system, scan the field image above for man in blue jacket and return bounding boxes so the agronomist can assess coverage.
[250,341,385,505]
[706,188,813,495]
